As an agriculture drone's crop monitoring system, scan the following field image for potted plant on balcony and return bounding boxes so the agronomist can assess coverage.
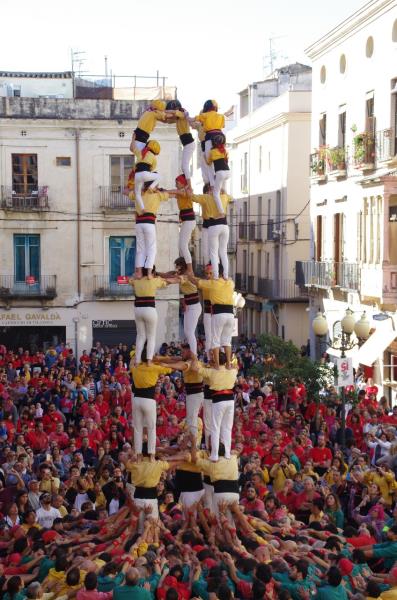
[353,132,375,166]
[311,146,328,176]
[328,146,347,171]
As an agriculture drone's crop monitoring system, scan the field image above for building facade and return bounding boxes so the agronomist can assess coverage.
[227,65,312,347]
[0,75,181,355]
[300,1,397,394]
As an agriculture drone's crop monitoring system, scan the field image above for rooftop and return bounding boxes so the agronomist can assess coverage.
[0,71,73,78]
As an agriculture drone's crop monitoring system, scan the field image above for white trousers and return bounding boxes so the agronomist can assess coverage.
[211,312,234,349]
[208,224,229,279]
[213,492,239,525]
[133,396,156,455]
[133,140,146,153]
[183,302,202,355]
[136,223,156,269]
[213,170,230,213]
[179,220,196,264]
[202,228,210,265]
[210,399,234,461]
[200,147,211,184]
[203,312,212,354]
[186,391,204,438]
[134,498,159,532]
[135,306,157,362]
[203,397,212,448]
[182,141,195,180]
[135,171,160,210]
[179,489,205,509]
[203,481,214,511]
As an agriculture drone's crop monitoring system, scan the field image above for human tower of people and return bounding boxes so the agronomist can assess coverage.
[125,97,240,523]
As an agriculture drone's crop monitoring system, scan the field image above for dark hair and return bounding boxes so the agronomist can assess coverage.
[6,577,22,599]
[219,352,227,366]
[218,443,226,457]
[203,100,217,112]
[141,343,148,363]
[203,183,211,194]
[328,566,342,587]
[256,563,272,583]
[66,568,80,586]
[212,132,226,147]
[174,257,187,272]
[84,572,97,591]
[251,579,266,599]
[165,590,179,600]
[296,559,309,579]
[217,584,233,600]
[367,581,382,597]
[143,181,155,192]
[166,99,182,110]
[14,537,28,553]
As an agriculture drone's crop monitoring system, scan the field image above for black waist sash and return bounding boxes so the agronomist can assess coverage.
[134,127,150,143]
[134,386,156,399]
[134,486,157,499]
[213,480,239,493]
[180,132,194,146]
[185,381,204,395]
[175,469,203,492]
[135,296,155,308]
[213,304,233,314]
[136,212,156,225]
[212,390,234,403]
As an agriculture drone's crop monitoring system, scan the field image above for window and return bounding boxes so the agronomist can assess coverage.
[257,250,262,278]
[338,106,346,148]
[366,36,374,58]
[320,65,326,84]
[258,145,262,173]
[13,88,21,97]
[319,114,327,146]
[365,93,375,133]
[315,215,323,262]
[257,196,262,239]
[14,234,40,283]
[339,54,346,74]
[265,251,270,278]
[267,198,274,241]
[110,156,134,191]
[109,237,136,281]
[56,157,71,167]
[12,154,38,195]
[241,152,248,193]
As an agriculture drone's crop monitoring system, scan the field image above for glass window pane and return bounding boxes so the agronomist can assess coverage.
[109,237,121,281]
[124,237,136,276]
[29,244,40,280]
[15,245,26,281]
[123,156,134,186]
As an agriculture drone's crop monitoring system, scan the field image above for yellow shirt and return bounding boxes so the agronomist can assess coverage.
[269,463,297,493]
[184,361,203,384]
[136,190,170,216]
[197,278,234,305]
[137,110,166,134]
[127,459,170,487]
[131,363,172,388]
[193,193,232,218]
[196,365,237,391]
[208,147,228,164]
[380,587,397,600]
[196,455,239,482]
[130,277,167,297]
[195,111,225,132]
[175,110,191,136]
[135,148,157,171]
[177,193,194,211]
[180,276,198,296]
[39,477,60,493]
[363,471,397,505]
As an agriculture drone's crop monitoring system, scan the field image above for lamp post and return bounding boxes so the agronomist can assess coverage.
[312,308,370,448]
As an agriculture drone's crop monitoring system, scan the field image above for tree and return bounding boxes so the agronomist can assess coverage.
[250,334,333,401]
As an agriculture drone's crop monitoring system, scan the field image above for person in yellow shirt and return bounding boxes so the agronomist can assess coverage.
[128,271,178,365]
[174,257,201,355]
[192,353,237,461]
[130,349,173,459]
[207,132,231,215]
[132,140,161,211]
[192,275,235,369]
[173,174,197,273]
[134,186,172,279]
[166,100,195,191]
[269,453,297,493]
[191,99,225,164]
[130,99,167,152]
[192,190,233,280]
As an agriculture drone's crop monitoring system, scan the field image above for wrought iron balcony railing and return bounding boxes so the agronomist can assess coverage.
[99,186,135,210]
[0,275,56,298]
[1,186,49,211]
[94,275,134,297]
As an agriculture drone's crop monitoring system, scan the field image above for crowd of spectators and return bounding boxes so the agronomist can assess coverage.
[0,338,397,599]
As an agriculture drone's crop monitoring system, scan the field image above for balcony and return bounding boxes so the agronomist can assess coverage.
[353,133,375,171]
[376,128,397,165]
[327,146,347,178]
[258,278,308,302]
[93,275,134,298]
[1,186,49,211]
[99,186,135,210]
[0,275,57,299]
[295,261,360,291]
[227,234,237,254]
[235,272,247,292]
[247,275,256,294]
[310,150,327,181]
[238,222,247,240]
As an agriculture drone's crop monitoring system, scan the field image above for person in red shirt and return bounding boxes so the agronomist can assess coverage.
[242,436,265,459]
[48,422,70,449]
[276,478,297,512]
[309,433,332,476]
[263,444,283,468]
[42,404,64,433]
[25,421,49,453]
[240,485,267,517]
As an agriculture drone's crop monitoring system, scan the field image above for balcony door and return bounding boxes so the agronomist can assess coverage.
[109,237,136,282]
[110,156,134,192]
[12,154,38,195]
[14,234,40,285]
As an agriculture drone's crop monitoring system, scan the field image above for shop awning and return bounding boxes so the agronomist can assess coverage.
[355,327,397,367]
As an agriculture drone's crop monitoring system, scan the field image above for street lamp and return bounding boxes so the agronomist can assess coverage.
[312,308,370,448]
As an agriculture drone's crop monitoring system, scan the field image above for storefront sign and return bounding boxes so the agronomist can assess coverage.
[117,276,129,285]
[92,320,135,329]
[0,312,62,326]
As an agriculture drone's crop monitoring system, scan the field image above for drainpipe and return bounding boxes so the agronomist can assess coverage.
[75,129,81,298]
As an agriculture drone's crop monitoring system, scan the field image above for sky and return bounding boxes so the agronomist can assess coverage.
[1,0,366,112]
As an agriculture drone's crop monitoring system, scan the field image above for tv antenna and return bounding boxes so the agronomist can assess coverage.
[263,35,288,76]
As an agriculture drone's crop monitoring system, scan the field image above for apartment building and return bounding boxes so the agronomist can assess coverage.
[299,0,397,393]
[0,71,181,354]
[227,65,312,347]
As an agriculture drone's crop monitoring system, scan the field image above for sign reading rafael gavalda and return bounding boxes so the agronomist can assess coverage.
[0,312,62,326]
